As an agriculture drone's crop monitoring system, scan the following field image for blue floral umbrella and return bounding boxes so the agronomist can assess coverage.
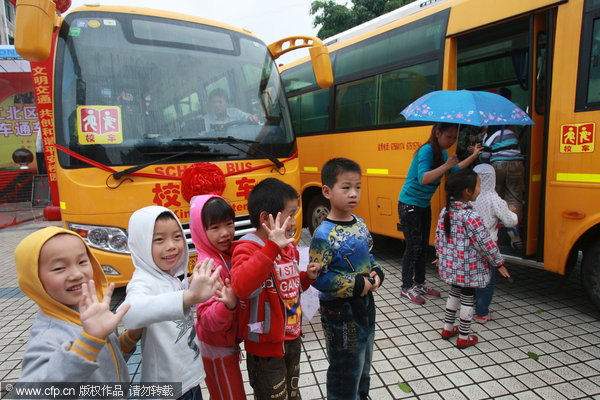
[401,89,535,126]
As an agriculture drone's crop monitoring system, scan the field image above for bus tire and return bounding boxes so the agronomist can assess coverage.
[307,194,330,235]
[582,242,600,310]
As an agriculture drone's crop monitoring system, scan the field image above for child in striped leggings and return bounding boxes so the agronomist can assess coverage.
[434,168,508,348]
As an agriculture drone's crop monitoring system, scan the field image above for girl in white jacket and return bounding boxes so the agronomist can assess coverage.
[471,164,517,323]
[120,206,222,399]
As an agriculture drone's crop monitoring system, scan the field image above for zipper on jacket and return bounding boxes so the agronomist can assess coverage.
[270,268,288,355]
[343,255,355,272]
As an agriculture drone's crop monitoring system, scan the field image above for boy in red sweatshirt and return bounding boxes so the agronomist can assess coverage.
[231,178,320,400]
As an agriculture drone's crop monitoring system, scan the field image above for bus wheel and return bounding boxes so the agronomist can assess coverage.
[582,242,600,310]
[307,194,330,235]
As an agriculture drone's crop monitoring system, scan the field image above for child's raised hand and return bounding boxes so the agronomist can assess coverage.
[263,212,295,249]
[79,281,129,340]
[508,205,517,213]
[369,271,381,292]
[215,278,238,310]
[306,262,321,280]
[184,258,223,308]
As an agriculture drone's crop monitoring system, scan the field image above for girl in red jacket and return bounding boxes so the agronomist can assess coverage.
[190,195,245,400]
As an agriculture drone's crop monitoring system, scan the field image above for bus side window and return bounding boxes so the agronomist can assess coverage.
[587,20,600,103]
[335,76,378,129]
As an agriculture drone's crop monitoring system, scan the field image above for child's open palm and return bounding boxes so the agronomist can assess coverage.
[263,212,295,249]
[215,278,238,310]
[79,280,129,340]
[186,258,222,306]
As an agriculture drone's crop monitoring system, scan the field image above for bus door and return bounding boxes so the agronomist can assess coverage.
[454,10,555,259]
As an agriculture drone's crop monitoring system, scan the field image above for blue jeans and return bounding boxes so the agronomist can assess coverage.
[320,293,375,400]
[476,267,496,316]
[398,202,431,290]
[178,385,202,400]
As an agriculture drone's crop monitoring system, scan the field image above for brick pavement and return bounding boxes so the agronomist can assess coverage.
[1,222,599,399]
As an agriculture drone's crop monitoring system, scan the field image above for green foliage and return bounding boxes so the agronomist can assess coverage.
[310,0,416,39]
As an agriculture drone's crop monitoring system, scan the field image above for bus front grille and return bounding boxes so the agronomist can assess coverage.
[181,213,255,255]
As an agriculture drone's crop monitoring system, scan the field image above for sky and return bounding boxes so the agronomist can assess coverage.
[66,0,328,64]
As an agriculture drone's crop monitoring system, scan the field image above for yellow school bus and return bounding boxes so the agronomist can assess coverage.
[281,0,600,308]
[14,1,332,286]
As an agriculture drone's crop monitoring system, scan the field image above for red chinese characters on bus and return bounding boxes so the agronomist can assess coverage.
[235,177,256,199]
[560,123,595,153]
[152,183,182,208]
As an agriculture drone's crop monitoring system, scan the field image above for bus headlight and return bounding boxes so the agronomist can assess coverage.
[109,233,128,252]
[67,223,130,254]
[88,228,109,247]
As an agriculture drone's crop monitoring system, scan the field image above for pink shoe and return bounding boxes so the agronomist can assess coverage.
[457,334,478,349]
[475,312,492,324]
[441,326,459,340]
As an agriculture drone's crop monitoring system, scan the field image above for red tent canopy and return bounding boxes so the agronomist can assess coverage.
[0,72,34,104]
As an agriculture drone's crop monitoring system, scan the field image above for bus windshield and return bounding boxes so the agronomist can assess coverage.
[55,11,294,169]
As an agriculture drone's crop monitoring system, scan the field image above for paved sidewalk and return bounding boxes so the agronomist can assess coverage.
[1,223,599,399]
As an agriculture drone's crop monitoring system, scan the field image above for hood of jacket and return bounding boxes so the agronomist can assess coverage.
[15,226,107,326]
[189,195,230,271]
[128,206,189,279]
[473,163,496,195]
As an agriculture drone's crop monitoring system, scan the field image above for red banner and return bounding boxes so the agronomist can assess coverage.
[30,31,59,206]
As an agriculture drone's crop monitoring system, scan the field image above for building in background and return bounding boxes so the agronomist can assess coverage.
[0,2,43,208]
[0,0,15,45]
[0,44,38,169]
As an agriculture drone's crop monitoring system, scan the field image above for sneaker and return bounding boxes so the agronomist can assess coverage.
[457,334,478,349]
[475,312,492,324]
[441,326,459,340]
[400,287,425,304]
[414,283,440,297]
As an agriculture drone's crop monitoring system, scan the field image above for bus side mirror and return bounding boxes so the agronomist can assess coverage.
[15,0,56,62]
[268,36,333,89]
[309,44,333,89]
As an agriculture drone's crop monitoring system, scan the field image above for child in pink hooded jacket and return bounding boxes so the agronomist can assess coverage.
[190,195,245,400]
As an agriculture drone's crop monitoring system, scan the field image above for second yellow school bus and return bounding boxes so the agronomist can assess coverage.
[281,0,600,308]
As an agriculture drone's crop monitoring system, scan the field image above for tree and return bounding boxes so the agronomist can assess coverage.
[310,0,416,39]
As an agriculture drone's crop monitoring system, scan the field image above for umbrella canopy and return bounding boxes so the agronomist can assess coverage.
[401,89,535,127]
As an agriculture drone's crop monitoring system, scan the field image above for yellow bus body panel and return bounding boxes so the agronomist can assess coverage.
[57,158,301,286]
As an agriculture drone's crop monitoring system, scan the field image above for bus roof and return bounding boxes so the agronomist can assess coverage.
[323,0,448,47]
[64,4,261,40]
[281,0,567,70]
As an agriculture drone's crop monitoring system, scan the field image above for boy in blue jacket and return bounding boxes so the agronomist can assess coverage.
[309,158,385,400]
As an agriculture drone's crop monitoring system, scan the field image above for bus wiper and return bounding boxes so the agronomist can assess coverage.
[112,149,232,180]
[175,136,284,169]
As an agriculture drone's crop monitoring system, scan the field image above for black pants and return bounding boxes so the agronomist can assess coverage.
[398,202,431,290]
